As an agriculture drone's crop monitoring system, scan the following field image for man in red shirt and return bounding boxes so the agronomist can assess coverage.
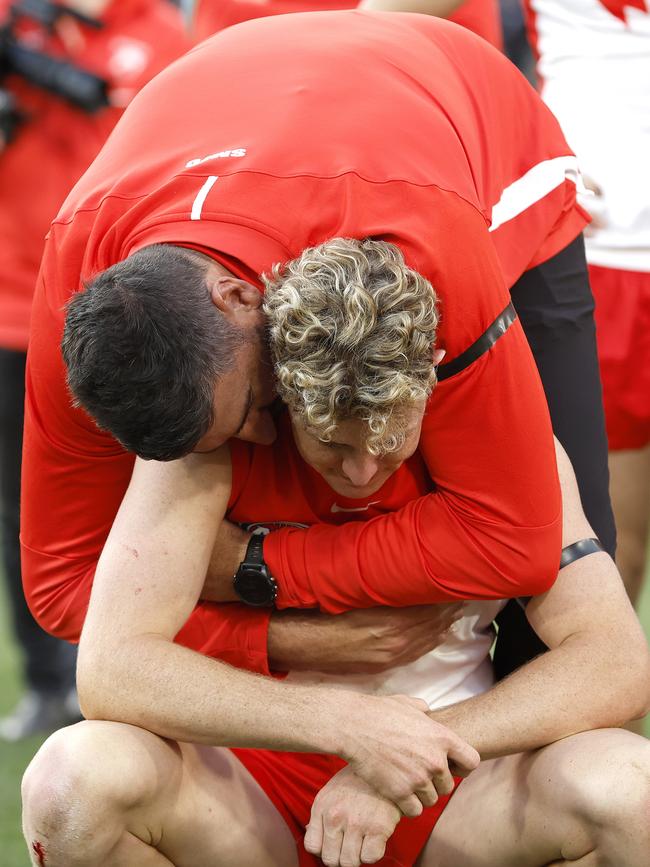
[23,10,616,683]
[21,237,650,865]
[23,10,601,635]
[0,0,189,740]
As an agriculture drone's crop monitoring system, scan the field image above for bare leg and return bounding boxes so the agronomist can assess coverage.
[22,720,298,867]
[608,446,650,607]
[418,729,650,866]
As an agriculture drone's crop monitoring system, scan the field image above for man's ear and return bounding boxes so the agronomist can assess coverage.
[209,276,262,317]
[432,348,446,366]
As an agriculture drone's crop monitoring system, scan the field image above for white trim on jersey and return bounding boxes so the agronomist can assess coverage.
[585,247,650,274]
[190,175,219,220]
[489,156,582,233]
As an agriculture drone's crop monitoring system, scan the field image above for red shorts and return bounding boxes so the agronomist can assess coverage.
[232,749,459,866]
[590,264,650,451]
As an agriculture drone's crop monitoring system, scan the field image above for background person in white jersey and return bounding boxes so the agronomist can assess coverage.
[524,0,650,609]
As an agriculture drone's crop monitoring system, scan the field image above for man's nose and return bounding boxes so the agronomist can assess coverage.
[341,453,379,487]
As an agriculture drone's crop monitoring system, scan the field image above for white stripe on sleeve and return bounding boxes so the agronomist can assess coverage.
[489,156,582,232]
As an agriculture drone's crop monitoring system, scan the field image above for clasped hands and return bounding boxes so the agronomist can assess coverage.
[306,697,478,867]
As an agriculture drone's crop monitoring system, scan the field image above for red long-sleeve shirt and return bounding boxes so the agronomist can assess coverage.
[22,12,586,662]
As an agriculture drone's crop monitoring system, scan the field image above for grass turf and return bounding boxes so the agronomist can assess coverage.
[0,589,47,865]
[1,568,649,866]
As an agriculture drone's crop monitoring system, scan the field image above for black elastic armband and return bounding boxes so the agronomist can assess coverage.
[517,537,604,610]
[436,302,517,382]
[559,537,603,569]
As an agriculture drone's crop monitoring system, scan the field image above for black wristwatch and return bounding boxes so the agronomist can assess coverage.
[233,533,278,607]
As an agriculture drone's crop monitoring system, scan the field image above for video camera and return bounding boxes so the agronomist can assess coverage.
[0,0,110,143]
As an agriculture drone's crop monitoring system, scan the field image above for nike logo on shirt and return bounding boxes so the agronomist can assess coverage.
[330,501,381,513]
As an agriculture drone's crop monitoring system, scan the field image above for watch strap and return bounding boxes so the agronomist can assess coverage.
[233,532,277,607]
[244,532,265,566]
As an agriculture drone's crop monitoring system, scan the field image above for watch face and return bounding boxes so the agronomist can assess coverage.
[235,567,276,607]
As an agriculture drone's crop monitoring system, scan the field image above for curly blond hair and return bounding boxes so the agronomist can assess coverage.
[263,238,439,454]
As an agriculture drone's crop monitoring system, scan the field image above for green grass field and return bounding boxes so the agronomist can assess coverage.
[1,571,649,866]
[0,584,46,866]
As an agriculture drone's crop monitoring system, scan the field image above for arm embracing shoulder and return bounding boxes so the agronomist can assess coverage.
[262,197,561,613]
[264,322,561,613]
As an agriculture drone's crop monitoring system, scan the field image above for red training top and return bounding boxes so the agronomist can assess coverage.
[0,0,190,351]
[193,0,503,51]
[23,12,586,657]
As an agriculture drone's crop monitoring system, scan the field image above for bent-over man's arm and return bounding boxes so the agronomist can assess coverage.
[253,324,562,611]
[213,202,564,612]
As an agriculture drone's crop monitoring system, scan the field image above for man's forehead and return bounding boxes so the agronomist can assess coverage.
[298,404,425,446]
